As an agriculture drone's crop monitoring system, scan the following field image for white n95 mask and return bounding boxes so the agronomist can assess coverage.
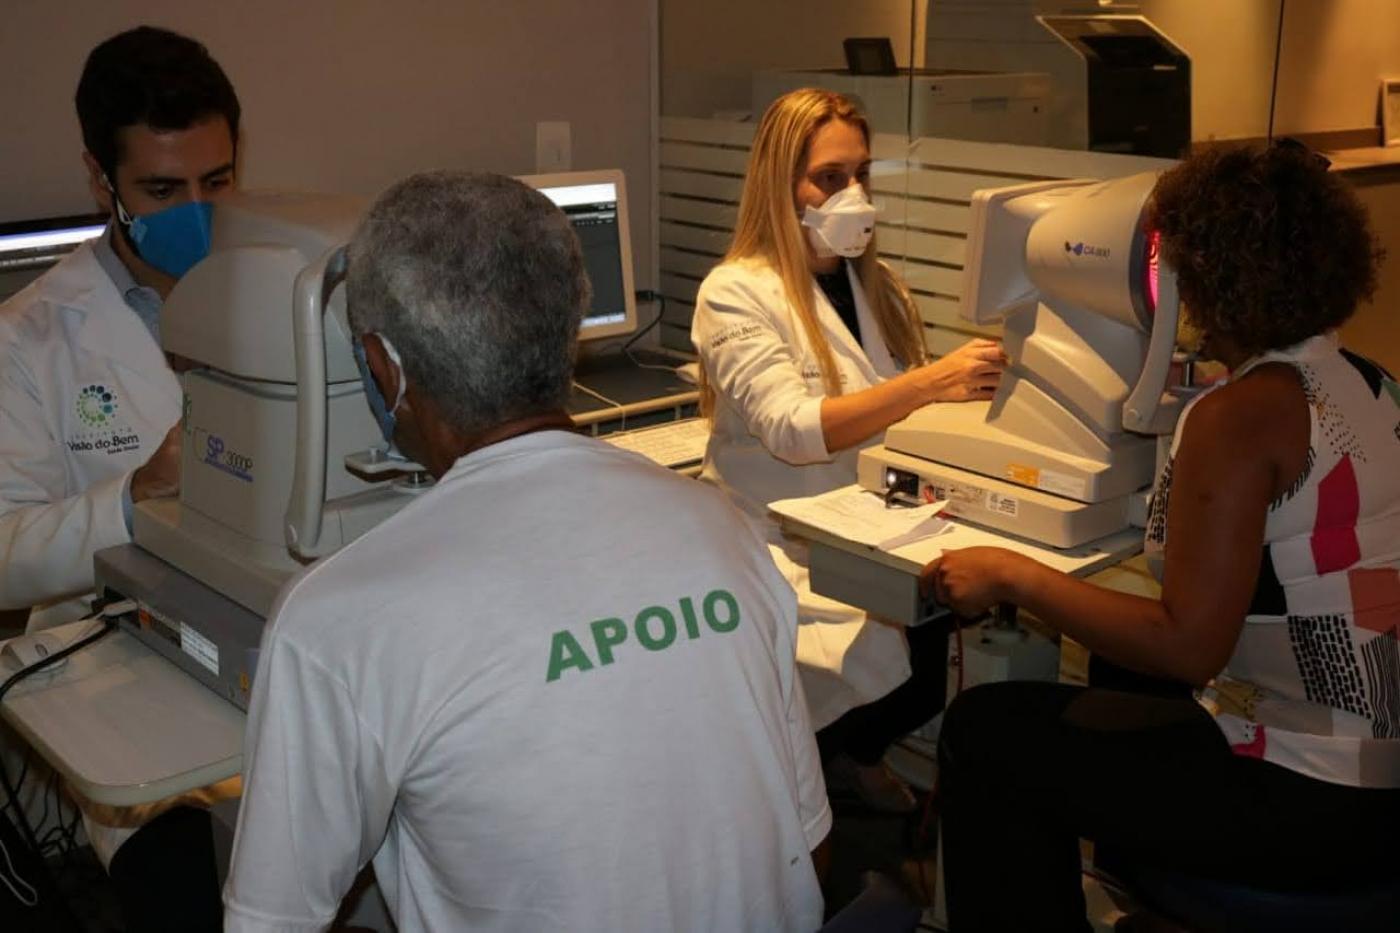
[801,185,877,259]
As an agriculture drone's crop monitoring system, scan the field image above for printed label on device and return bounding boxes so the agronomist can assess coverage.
[1006,463,1040,487]
[1037,468,1087,500]
[138,603,181,649]
[987,492,1020,517]
[136,602,220,675]
[178,623,220,675]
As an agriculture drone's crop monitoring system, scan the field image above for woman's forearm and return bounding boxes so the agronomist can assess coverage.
[818,369,933,452]
[1002,556,1219,686]
[819,344,1001,452]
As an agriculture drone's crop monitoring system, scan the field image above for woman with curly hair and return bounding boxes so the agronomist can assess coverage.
[926,143,1400,930]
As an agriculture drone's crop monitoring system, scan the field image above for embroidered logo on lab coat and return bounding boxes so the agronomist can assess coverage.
[76,384,118,428]
[68,384,140,455]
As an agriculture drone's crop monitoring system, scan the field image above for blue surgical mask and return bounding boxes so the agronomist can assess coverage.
[352,332,408,454]
[107,178,215,279]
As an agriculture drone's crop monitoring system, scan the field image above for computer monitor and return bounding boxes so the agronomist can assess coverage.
[0,213,106,302]
[518,170,636,342]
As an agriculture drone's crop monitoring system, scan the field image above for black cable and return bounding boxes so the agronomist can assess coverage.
[623,290,679,373]
[0,618,118,858]
[622,289,666,352]
[32,768,52,854]
[1,752,28,825]
[1266,0,1287,142]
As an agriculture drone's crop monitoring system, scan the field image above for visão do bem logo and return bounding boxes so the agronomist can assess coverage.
[76,384,119,428]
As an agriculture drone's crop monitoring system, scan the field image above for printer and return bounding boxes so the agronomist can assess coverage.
[858,170,1198,549]
[925,3,1190,157]
[752,67,1053,146]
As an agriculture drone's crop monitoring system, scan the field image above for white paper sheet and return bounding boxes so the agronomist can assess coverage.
[769,486,952,550]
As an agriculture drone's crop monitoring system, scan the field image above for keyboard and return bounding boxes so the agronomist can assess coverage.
[603,418,710,468]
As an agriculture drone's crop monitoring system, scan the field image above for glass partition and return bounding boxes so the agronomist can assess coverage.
[657,0,919,350]
[657,0,1284,356]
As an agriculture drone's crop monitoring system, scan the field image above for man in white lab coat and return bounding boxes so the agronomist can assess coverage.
[0,26,240,930]
[0,26,239,631]
[224,171,831,932]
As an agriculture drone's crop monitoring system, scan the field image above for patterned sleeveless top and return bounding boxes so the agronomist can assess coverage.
[1145,334,1400,788]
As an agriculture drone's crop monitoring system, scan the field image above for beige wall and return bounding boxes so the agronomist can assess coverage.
[1272,0,1400,137]
[660,0,922,117]
[1143,0,1400,141]
[1138,0,1281,141]
[1342,176,1400,376]
[0,0,657,283]
[661,0,1400,141]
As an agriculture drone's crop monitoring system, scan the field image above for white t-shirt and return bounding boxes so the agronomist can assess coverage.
[224,430,830,933]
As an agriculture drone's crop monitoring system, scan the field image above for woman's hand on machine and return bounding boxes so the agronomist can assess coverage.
[921,546,1027,617]
[917,338,1005,403]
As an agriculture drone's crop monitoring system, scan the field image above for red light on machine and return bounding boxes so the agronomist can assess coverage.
[1145,228,1161,314]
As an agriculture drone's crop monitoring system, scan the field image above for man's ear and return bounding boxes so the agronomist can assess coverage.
[359,332,401,408]
[82,151,114,216]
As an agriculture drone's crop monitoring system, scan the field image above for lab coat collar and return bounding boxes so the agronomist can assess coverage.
[43,241,172,380]
[808,261,898,383]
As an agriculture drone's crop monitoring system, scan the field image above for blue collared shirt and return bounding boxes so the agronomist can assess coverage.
[92,225,164,340]
[93,225,166,529]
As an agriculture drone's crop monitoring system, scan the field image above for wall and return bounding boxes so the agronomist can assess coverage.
[1342,175,1400,376]
[660,0,922,117]
[1141,0,1400,141]
[1272,0,1400,137]
[660,0,1400,141]
[1136,0,1280,141]
[0,0,657,283]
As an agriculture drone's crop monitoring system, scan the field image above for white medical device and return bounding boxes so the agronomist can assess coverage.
[859,171,1195,548]
[96,176,645,709]
[134,175,640,618]
[125,191,427,619]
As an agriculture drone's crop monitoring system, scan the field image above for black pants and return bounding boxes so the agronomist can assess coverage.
[108,806,222,932]
[817,620,948,766]
[937,675,1400,933]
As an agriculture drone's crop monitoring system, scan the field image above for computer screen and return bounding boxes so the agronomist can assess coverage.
[0,213,107,301]
[0,213,106,267]
[519,170,636,342]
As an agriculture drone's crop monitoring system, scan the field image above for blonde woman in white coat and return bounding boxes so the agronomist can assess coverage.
[691,88,1003,810]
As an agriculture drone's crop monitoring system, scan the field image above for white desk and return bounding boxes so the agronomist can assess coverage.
[776,485,1144,625]
[0,619,244,807]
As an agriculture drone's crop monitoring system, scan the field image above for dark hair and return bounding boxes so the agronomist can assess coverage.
[75,26,241,179]
[1145,143,1383,358]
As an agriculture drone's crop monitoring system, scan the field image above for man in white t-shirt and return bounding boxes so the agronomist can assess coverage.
[224,171,830,932]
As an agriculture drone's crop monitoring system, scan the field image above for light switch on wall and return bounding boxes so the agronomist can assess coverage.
[536,121,572,173]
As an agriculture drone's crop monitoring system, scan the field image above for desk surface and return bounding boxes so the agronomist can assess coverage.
[777,485,1144,624]
[778,495,1143,578]
[0,620,244,807]
[567,352,699,429]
